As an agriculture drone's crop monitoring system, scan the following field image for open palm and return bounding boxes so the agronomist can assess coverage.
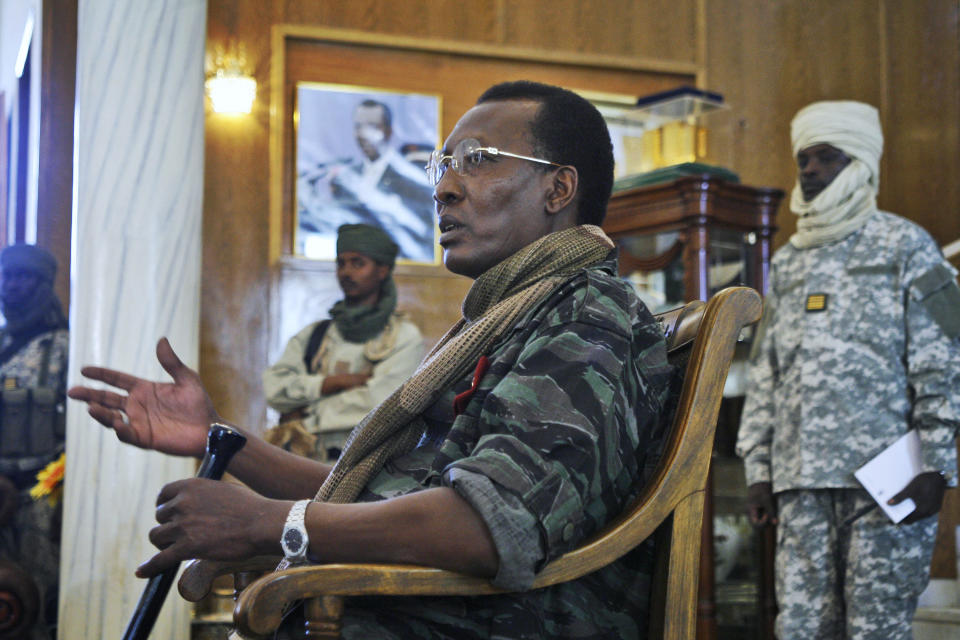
[68,338,219,458]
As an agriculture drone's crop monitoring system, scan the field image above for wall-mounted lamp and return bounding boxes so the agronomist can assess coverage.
[205,42,256,115]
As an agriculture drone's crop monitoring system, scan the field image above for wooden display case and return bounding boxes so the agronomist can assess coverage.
[604,174,784,640]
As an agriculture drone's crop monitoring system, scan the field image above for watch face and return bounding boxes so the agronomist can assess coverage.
[284,528,304,554]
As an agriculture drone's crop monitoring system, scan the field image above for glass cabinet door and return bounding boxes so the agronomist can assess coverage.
[615,226,754,309]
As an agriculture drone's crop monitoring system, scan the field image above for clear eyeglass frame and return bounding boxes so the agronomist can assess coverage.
[425,137,563,185]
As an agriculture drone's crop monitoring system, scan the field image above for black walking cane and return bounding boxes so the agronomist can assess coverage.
[122,423,247,640]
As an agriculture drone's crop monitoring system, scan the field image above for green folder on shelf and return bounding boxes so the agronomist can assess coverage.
[613,162,740,192]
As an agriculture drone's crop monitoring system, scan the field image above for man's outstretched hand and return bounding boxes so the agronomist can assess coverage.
[888,471,947,524]
[67,338,219,458]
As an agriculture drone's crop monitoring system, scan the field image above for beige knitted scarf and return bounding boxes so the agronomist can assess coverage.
[315,224,614,506]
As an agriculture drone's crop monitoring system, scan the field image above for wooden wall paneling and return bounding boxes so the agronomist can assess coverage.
[202,0,276,429]
[37,0,77,311]
[499,0,697,62]
[278,0,500,43]
[202,113,273,428]
[704,0,791,229]
[274,0,699,63]
[881,0,960,247]
[932,488,960,579]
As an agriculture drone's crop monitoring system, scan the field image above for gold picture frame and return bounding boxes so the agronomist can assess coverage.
[293,82,441,265]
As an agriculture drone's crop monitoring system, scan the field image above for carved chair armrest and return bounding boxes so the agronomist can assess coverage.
[178,556,282,603]
[233,563,501,637]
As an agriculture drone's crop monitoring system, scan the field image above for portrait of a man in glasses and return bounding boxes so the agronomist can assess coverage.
[296,87,439,263]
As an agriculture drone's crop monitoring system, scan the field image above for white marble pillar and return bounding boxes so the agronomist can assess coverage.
[60,1,207,638]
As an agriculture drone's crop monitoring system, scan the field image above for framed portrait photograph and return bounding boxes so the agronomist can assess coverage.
[294,83,441,263]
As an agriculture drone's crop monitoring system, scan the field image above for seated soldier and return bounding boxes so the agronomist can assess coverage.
[68,80,672,639]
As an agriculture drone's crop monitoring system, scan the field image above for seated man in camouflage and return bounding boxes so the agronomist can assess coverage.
[68,81,672,639]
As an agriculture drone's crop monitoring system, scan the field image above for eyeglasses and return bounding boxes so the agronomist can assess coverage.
[425,137,563,185]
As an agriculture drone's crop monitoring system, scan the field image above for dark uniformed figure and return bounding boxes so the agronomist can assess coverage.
[0,244,69,640]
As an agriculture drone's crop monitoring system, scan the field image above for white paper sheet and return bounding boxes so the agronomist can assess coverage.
[853,430,922,523]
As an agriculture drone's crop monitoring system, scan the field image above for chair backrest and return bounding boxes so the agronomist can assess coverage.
[643,299,706,482]
[525,286,761,638]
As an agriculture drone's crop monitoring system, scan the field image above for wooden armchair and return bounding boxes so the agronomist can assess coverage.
[179,286,762,639]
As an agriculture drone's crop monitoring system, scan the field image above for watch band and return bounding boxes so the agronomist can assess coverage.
[281,499,311,563]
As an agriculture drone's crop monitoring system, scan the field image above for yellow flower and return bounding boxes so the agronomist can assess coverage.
[30,452,65,506]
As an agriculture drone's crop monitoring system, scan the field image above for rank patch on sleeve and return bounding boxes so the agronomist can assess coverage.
[806,293,828,312]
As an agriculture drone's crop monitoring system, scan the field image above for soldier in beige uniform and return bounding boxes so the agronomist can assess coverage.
[263,224,423,460]
[736,101,960,639]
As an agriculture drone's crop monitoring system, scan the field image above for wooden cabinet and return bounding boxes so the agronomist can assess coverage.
[604,175,784,640]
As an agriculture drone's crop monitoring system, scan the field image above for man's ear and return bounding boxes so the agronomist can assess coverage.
[544,165,578,215]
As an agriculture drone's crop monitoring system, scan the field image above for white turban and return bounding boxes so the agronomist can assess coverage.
[791,100,883,189]
[788,101,884,248]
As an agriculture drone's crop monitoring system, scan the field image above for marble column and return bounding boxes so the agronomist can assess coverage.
[60,1,207,638]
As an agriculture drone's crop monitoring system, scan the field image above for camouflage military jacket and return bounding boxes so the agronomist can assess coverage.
[0,328,69,475]
[344,255,672,639]
[737,212,960,492]
[0,328,69,390]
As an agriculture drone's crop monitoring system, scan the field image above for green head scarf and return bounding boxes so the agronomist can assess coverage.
[336,224,398,267]
[329,224,399,343]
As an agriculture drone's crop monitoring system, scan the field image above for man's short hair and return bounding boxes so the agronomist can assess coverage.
[356,99,392,130]
[476,81,614,226]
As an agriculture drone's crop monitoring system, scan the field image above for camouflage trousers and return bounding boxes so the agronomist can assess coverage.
[774,488,937,640]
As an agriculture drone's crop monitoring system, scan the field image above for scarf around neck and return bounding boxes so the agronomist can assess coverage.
[0,285,68,367]
[298,225,614,532]
[789,159,877,249]
[328,278,398,343]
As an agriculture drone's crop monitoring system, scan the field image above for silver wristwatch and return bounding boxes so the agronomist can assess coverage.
[281,499,311,563]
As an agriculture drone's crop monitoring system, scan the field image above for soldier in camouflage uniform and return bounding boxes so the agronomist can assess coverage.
[0,244,69,640]
[70,81,672,639]
[736,100,960,639]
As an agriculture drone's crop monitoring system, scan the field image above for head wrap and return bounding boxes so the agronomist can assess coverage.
[336,224,398,267]
[0,244,57,283]
[788,100,884,249]
[791,100,883,188]
[0,244,67,345]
